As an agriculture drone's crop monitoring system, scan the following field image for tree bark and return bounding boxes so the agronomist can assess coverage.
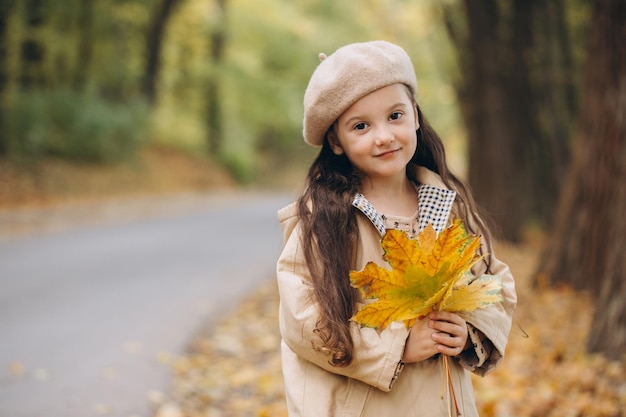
[587,200,626,359]
[529,0,577,225]
[584,0,626,358]
[534,0,626,358]
[459,0,532,242]
[142,0,180,103]
[445,0,581,241]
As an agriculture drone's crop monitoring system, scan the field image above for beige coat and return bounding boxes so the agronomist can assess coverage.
[276,166,517,417]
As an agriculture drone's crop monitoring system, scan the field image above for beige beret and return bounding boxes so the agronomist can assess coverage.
[303,40,418,146]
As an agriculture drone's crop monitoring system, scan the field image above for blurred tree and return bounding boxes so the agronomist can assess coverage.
[443,0,581,241]
[531,0,578,220]
[142,0,181,103]
[0,0,467,179]
[72,0,94,92]
[0,0,17,155]
[534,0,625,359]
[20,0,46,90]
[206,0,226,153]
[448,0,532,242]
[96,1,151,101]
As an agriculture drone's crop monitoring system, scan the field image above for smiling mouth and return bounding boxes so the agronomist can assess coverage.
[375,149,401,157]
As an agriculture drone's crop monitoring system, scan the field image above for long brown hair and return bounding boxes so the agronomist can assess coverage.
[297,100,494,367]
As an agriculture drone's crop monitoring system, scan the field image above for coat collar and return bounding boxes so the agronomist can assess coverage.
[352,167,456,236]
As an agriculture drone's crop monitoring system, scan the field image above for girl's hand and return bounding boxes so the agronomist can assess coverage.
[429,311,469,357]
[402,311,469,363]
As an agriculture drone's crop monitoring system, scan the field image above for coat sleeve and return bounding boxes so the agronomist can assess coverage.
[456,246,517,376]
[276,203,409,392]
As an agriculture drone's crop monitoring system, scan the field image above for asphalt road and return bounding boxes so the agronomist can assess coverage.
[0,190,293,417]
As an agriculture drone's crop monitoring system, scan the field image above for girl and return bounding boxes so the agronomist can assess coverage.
[276,40,517,417]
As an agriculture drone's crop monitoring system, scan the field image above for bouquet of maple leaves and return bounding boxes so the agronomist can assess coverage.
[349,219,503,417]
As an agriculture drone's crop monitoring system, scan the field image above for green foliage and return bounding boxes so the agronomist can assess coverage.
[0,0,590,183]
[5,90,148,163]
[219,151,256,184]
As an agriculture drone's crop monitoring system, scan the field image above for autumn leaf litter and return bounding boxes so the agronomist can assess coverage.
[156,242,626,417]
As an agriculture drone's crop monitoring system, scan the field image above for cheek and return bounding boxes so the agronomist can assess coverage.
[336,133,363,154]
[406,132,418,154]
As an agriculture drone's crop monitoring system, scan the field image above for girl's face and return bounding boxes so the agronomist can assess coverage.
[329,83,419,183]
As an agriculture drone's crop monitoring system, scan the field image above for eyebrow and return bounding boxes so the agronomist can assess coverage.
[341,102,409,127]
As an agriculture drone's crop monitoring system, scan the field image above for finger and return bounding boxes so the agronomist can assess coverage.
[433,331,466,352]
[435,343,463,356]
[429,320,464,337]
[432,332,459,348]
[430,311,465,326]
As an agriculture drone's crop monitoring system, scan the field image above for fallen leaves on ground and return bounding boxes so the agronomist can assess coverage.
[470,243,626,417]
[157,242,625,417]
[155,280,287,417]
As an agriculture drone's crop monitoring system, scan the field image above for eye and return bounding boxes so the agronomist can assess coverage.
[389,112,403,121]
[353,122,368,131]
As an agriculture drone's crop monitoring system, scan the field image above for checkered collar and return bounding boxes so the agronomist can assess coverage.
[352,184,456,236]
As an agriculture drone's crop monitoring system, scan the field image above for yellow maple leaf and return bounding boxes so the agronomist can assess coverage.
[349,220,503,331]
[440,273,504,312]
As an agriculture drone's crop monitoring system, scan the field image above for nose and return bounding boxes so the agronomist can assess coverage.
[374,126,394,146]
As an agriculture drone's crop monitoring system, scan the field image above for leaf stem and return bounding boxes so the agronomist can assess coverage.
[442,355,461,417]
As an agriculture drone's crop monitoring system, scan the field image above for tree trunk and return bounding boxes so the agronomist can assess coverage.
[0,0,15,93]
[142,0,180,103]
[444,0,581,241]
[0,0,16,155]
[459,0,532,242]
[584,0,626,359]
[72,0,94,92]
[20,0,46,90]
[587,207,626,359]
[206,0,226,154]
[534,0,626,358]
[531,0,577,224]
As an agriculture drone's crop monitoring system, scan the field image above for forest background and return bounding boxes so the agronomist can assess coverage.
[1,0,624,416]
